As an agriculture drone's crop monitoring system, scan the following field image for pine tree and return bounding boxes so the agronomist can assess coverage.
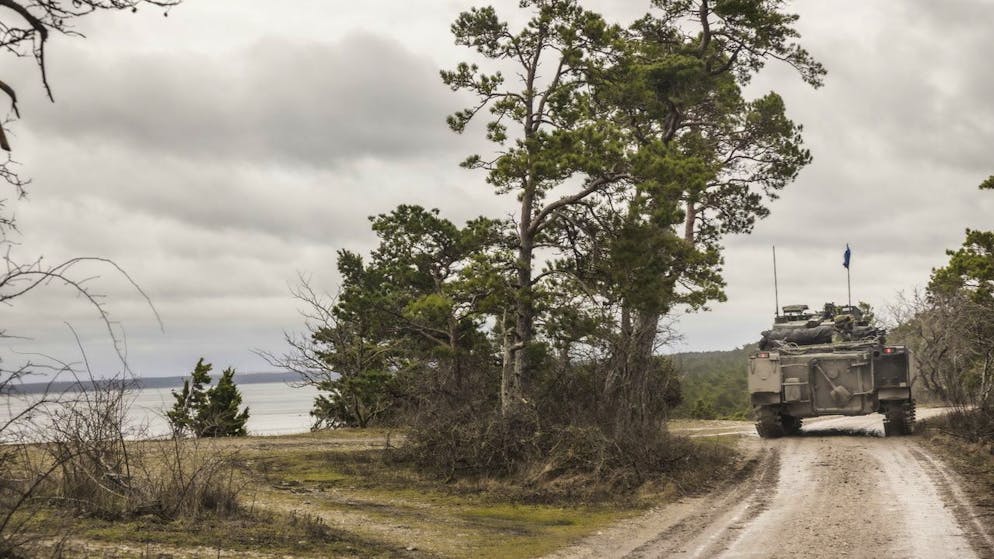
[166,358,212,437]
[167,359,250,437]
[197,367,250,437]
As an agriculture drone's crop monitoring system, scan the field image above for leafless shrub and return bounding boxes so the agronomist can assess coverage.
[0,251,235,554]
[923,408,994,444]
[44,366,138,518]
[0,356,80,556]
[257,276,339,390]
[37,353,245,521]
[399,355,717,501]
[890,289,994,410]
[128,438,244,521]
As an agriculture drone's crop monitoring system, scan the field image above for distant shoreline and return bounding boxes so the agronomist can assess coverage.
[6,371,305,395]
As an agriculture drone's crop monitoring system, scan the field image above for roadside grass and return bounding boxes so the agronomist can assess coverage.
[11,505,415,559]
[247,445,635,558]
[918,413,994,513]
[10,426,743,558]
[241,427,740,558]
[71,510,411,558]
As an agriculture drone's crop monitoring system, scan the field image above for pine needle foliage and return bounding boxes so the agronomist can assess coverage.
[168,358,250,437]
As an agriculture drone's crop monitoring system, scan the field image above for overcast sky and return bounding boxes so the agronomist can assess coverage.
[2,0,992,377]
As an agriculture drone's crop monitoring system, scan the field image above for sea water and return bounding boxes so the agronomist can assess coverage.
[1,382,321,440]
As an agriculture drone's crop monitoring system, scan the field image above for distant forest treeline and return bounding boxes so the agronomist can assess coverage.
[670,346,757,420]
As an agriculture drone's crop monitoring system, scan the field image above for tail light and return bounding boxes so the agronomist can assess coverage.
[757,352,770,358]
[883,347,896,354]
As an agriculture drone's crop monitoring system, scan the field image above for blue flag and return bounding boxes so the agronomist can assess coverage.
[843,244,851,269]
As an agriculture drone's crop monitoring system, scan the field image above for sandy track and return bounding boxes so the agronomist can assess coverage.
[548,412,994,559]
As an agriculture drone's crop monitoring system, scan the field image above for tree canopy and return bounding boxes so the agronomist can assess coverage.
[930,178,994,304]
[443,0,821,421]
[281,0,823,478]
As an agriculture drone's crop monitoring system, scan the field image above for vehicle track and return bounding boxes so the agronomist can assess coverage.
[624,448,781,558]
[546,413,994,559]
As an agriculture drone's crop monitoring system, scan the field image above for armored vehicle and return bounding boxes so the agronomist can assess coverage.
[747,303,914,438]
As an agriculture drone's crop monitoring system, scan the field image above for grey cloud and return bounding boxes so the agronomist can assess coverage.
[788,1,994,175]
[6,0,994,375]
[18,131,487,246]
[735,0,994,256]
[20,32,464,168]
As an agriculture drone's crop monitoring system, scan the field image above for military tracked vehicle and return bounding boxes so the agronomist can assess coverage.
[747,303,914,438]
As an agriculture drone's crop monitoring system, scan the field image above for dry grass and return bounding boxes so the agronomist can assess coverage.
[8,427,740,558]
[917,418,994,549]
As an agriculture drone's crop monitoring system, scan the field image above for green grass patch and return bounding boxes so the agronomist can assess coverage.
[72,510,413,558]
[455,504,626,559]
[246,444,641,559]
[252,450,354,485]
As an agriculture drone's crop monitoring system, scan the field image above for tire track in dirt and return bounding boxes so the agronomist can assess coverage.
[623,447,780,558]
[717,421,991,559]
[541,447,780,559]
[546,413,994,559]
[908,447,994,557]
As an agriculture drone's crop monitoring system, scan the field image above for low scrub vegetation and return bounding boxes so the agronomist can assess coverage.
[919,410,994,520]
[0,377,248,558]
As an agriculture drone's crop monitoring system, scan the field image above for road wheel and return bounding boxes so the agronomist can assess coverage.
[755,406,785,439]
[781,415,803,436]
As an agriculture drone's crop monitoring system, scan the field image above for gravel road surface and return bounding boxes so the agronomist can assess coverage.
[547,409,994,559]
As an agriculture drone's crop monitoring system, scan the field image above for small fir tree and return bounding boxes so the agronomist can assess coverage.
[198,367,250,437]
[167,358,250,437]
[166,358,212,437]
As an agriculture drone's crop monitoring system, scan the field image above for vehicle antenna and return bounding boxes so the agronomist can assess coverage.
[773,244,780,317]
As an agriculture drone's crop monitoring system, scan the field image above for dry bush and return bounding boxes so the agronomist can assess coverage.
[0,370,78,557]
[924,408,994,444]
[0,442,64,558]
[400,357,729,501]
[130,438,243,521]
[400,405,539,479]
[1,370,244,559]
[44,377,138,519]
[41,378,245,521]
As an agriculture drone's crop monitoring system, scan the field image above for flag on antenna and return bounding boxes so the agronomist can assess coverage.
[843,244,851,269]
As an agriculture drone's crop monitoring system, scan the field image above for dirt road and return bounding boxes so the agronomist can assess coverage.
[548,410,994,559]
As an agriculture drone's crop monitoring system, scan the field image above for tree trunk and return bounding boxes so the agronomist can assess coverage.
[504,188,535,415]
[609,201,695,429]
[500,309,514,412]
[604,302,659,432]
